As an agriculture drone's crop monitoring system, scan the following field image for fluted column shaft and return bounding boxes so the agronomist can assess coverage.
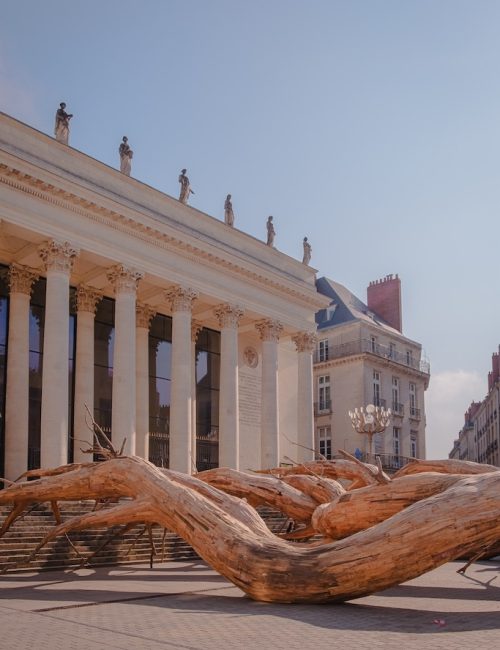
[108,265,143,456]
[39,241,79,468]
[136,304,156,460]
[215,304,243,469]
[73,286,102,463]
[166,286,198,473]
[293,331,317,463]
[4,264,39,479]
[256,319,283,469]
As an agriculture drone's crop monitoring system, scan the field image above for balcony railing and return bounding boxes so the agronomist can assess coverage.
[373,397,386,408]
[314,400,332,415]
[149,431,170,468]
[358,452,416,473]
[392,402,404,416]
[314,339,430,375]
[409,406,421,420]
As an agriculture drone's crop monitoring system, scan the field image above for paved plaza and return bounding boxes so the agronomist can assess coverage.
[0,559,498,649]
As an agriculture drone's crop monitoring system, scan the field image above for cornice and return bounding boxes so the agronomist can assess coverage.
[0,162,327,312]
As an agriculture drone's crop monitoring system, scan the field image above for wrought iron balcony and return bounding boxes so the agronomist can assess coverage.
[409,406,421,420]
[391,401,404,416]
[314,338,430,375]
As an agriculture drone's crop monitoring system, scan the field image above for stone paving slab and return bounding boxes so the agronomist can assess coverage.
[0,560,499,649]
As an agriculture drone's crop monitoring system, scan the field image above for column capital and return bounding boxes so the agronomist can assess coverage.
[107,264,143,295]
[136,302,156,329]
[8,263,39,295]
[75,285,102,314]
[214,303,243,329]
[255,318,283,343]
[191,319,203,342]
[292,331,317,353]
[38,240,79,274]
[165,285,198,313]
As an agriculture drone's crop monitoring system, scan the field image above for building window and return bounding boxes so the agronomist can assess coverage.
[148,313,173,468]
[389,342,396,359]
[393,427,401,456]
[318,375,331,411]
[0,268,8,478]
[406,349,413,367]
[94,297,115,442]
[410,432,418,458]
[409,382,417,416]
[371,336,377,353]
[195,327,221,471]
[392,376,400,412]
[318,426,332,460]
[318,339,329,362]
[373,370,382,406]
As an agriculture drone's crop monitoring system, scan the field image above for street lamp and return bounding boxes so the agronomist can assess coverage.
[348,404,392,458]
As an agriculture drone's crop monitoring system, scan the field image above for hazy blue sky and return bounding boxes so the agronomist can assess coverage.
[1,0,499,457]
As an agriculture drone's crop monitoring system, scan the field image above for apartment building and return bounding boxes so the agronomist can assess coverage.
[314,274,430,469]
[449,349,500,466]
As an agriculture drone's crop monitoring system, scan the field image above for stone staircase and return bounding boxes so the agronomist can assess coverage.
[0,500,198,573]
[0,501,288,573]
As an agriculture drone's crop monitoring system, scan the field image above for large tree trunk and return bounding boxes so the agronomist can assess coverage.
[1,456,499,603]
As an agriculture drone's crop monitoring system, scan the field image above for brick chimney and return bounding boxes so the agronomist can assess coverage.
[366,274,402,332]
[489,349,500,391]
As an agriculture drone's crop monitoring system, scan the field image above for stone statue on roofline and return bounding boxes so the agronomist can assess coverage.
[178,169,194,204]
[119,136,133,176]
[224,194,234,226]
[302,237,312,265]
[266,216,275,247]
[54,102,73,145]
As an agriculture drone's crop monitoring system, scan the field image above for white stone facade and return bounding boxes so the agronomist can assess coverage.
[0,112,328,480]
[313,278,430,467]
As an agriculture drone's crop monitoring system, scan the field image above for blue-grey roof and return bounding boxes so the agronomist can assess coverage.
[315,277,400,334]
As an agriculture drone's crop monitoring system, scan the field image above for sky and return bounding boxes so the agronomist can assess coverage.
[1,0,499,458]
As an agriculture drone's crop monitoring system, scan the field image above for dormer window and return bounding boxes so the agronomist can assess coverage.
[325,303,337,321]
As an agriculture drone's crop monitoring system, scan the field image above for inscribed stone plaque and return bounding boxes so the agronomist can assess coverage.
[239,368,261,427]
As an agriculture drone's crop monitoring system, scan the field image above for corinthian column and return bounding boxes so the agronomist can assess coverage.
[73,285,102,463]
[107,264,143,455]
[165,285,198,473]
[136,303,156,460]
[292,331,317,463]
[255,318,283,469]
[215,304,243,469]
[4,264,39,480]
[191,320,203,471]
[39,240,79,468]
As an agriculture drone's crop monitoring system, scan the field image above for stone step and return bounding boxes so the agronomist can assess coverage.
[0,500,288,573]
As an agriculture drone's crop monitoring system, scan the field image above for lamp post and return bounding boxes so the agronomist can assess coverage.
[348,404,392,458]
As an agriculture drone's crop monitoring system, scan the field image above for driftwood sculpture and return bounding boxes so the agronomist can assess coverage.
[0,438,499,603]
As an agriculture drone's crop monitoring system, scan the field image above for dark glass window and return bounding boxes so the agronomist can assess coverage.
[68,288,76,462]
[0,266,9,479]
[94,297,114,439]
[195,327,220,471]
[148,314,172,468]
[28,278,45,470]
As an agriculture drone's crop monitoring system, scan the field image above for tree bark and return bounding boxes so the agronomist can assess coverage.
[1,457,499,603]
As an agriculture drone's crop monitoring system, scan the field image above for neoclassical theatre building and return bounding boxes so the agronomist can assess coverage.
[0,112,328,481]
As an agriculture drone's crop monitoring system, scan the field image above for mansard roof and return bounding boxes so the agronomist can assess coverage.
[315,276,401,335]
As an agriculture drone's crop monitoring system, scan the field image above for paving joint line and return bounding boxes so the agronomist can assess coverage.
[32,584,236,612]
